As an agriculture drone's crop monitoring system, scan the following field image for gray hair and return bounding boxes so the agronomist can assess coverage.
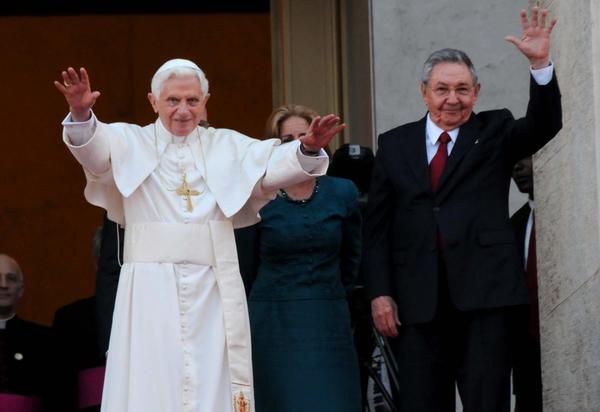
[150,66,209,99]
[421,48,478,85]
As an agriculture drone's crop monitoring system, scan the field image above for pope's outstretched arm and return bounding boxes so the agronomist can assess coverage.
[259,115,345,192]
[54,67,101,122]
[55,67,110,176]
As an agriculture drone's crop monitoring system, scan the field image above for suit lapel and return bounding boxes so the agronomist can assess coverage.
[437,114,481,196]
[402,117,430,191]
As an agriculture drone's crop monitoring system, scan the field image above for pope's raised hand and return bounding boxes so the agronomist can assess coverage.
[505,7,557,69]
[300,114,346,152]
[54,67,101,122]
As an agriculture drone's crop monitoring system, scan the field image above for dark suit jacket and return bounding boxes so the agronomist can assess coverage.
[510,202,531,265]
[510,201,543,406]
[510,201,538,327]
[363,75,561,325]
[0,317,50,406]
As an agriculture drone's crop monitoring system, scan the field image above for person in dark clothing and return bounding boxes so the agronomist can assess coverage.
[52,296,104,412]
[0,254,50,412]
[510,156,543,412]
[94,214,124,358]
[50,222,115,412]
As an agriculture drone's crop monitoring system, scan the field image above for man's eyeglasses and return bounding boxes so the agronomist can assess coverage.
[430,85,474,97]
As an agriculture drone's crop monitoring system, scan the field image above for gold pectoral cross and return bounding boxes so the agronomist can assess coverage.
[176,172,201,212]
[233,391,250,412]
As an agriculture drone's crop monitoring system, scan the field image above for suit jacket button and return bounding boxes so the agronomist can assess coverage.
[433,206,440,212]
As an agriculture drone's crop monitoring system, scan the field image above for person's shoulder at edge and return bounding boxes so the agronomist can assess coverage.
[53,296,96,322]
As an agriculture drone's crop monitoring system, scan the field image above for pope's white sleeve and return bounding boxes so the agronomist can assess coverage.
[62,112,111,176]
[260,140,328,191]
[296,144,328,173]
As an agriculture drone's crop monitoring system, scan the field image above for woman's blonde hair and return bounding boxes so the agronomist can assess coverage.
[264,104,332,156]
[264,104,318,140]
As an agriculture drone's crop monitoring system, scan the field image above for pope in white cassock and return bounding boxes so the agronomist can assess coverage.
[54,58,345,412]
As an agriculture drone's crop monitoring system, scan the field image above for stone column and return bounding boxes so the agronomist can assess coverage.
[534,1,600,410]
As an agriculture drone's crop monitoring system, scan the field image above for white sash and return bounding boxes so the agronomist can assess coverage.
[124,222,215,265]
[123,221,254,412]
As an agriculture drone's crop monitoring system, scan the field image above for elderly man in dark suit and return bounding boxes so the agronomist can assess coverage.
[363,7,561,412]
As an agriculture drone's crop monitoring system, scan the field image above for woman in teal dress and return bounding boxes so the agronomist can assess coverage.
[249,105,362,412]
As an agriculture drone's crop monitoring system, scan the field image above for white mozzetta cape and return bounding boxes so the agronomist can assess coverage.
[67,117,320,227]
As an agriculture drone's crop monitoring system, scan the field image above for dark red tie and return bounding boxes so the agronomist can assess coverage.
[526,212,539,338]
[430,132,451,192]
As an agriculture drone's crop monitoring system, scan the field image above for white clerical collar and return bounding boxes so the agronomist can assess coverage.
[156,118,200,145]
[426,114,459,145]
[0,313,15,329]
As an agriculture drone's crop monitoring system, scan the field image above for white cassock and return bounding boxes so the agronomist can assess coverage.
[62,114,327,412]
